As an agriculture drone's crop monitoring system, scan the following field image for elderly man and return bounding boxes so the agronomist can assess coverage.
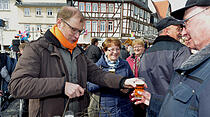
[8,6,142,117]
[139,16,191,96]
[132,0,210,117]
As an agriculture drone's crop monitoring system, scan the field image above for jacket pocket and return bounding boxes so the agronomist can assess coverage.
[172,83,198,117]
[159,82,198,117]
[173,82,193,103]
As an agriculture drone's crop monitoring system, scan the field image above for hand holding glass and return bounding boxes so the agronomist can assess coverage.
[134,80,145,99]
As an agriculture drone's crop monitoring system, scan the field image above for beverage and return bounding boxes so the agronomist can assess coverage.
[109,69,115,73]
[134,80,144,99]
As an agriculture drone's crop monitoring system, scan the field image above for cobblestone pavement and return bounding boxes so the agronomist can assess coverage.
[0,99,20,117]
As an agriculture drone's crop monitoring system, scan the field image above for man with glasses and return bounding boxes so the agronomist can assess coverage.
[8,6,143,117]
[138,16,191,96]
[132,0,210,117]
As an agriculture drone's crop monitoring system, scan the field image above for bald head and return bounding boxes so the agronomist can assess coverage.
[57,6,84,23]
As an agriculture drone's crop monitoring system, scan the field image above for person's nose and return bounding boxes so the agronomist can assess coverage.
[113,51,118,54]
[181,27,187,37]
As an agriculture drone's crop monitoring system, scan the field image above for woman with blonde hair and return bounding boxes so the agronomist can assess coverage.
[126,38,146,117]
[126,38,145,77]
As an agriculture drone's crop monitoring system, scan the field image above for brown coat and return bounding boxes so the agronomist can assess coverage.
[8,30,123,117]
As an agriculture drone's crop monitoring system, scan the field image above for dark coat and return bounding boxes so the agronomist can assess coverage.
[138,36,191,95]
[120,45,130,60]
[8,30,124,117]
[85,45,102,63]
[148,44,210,117]
[87,55,134,117]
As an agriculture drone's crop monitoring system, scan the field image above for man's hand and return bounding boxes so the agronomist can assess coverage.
[120,89,129,93]
[131,90,151,106]
[124,78,147,88]
[64,82,85,99]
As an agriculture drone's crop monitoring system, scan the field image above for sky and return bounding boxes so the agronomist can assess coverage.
[148,0,188,13]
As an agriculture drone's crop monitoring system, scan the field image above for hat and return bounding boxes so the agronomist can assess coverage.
[171,0,210,20]
[155,16,183,32]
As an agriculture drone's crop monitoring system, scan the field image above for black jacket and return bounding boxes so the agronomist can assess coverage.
[120,45,130,60]
[138,35,191,95]
[85,45,102,63]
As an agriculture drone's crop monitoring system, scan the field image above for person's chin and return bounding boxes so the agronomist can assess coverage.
[111,58,117,61]
[73,38,78,41]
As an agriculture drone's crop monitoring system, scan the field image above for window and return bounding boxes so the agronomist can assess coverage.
[92,3,98,12]
[144,11,147,19]
[86,3,91,12]
[24,24,30,31]
[154,17,158,24]
[36,8,42,16]
[101,3,106,12]
[47,8,53,16]
[108,4,114,12]
[92,21,97,32]
[100,21,105,32]
[139,9,143,18]
[24,8,30,16]
[86,21,91,32]
[138,24,141,31]
[108,21,113,32]
[79,2,84,11]
[130,21,133,31]
[147,12,150,22]
[134,6,138,16]
[144,25,148,32]
[131,5,134,16]
[149,26,153,34]
[132,22,136,31]
[140,24,144,31]
[0,0,9,10]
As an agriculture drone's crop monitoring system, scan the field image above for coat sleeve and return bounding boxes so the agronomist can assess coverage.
[86,57,123,89]
[147,94,164,117]
[87,81,100,92]
[8,45,65,99]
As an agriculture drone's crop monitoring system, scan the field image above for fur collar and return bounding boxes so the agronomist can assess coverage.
[179,44,210,70]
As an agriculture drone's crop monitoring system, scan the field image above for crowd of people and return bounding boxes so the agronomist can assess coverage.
[0,0,210,117]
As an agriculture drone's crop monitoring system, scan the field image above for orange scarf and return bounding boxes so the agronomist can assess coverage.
[50,25,78,53]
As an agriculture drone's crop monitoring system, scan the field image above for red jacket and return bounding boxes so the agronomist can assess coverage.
[126,54,141,77]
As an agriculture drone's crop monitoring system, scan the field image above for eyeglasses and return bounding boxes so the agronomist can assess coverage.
[107,48,120,52]
[61,18,85,35]
[182,7,209,27]
[134,46,143,49]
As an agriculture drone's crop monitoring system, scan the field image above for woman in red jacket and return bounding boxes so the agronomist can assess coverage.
[126,39,145,77]
[126,39,146,117]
